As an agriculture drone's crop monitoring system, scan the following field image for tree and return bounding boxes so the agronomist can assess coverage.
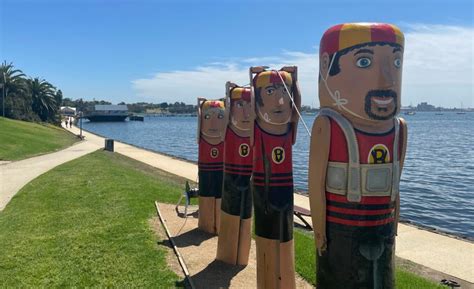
[55,89,63,107]
[0,61,27,118]
[27,78,58,122]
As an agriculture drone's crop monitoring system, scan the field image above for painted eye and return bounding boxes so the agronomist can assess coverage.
[237,102,243,108]
[218,113,224,119]
[266,88,275,95]
[394,58,402,68]
[356,57,372,68]
[204,114,210,119]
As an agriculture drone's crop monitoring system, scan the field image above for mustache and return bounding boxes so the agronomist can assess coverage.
[364,89,398,120]
[366,89,397,99]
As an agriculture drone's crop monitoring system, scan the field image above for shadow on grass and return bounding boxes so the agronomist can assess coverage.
[168,228,215,248]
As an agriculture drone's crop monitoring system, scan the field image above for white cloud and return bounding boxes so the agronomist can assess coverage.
[131,24,473,108]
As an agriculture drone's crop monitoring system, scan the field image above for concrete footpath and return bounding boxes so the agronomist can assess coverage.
[2,124,472,285]
[0,137,100,211]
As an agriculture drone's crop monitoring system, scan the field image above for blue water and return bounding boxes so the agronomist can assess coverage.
[82,112,474,239]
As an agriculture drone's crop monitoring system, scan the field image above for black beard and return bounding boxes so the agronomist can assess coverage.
[364,89,398,120]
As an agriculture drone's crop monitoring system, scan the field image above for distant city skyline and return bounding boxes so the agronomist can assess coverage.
[2,0,472,108]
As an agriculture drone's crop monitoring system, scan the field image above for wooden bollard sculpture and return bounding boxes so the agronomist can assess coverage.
[308,23,407,289]
[250,66,301,289]
[197,98,227,234]
[216,83,253,265]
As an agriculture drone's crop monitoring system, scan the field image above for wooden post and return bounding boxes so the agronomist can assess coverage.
[309,23,407,289]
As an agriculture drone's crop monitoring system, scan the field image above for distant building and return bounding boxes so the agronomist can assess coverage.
[416,102,436,111]
[60,106,76,116]
[84,105,129,122]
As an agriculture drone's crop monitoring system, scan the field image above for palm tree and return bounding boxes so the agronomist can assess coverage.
[27,78,58,121]
[0,61,27,117]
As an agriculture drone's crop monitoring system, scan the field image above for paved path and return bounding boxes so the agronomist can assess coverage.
[0,134,100,211]
[2,124,472,284]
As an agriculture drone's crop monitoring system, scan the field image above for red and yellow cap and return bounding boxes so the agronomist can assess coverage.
[253,70,292,89]
[320,23,404,56]
[230,87,251,102]
[202,100,224,110]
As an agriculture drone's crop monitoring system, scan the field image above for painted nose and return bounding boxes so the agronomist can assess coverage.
[277,96,285,106]
[243,105,251,119]
[379,59,395,88]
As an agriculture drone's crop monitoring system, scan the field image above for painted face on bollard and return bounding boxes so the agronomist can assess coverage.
[230,87,252,131]
[254,71,293,125]
[319,23,404,123]
[201,101,226,138]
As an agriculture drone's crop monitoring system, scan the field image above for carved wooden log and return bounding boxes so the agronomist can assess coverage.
[309,23,408,289]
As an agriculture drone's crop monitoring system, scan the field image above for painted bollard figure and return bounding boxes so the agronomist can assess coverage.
[308,23,408,289]
[216,83,253,265]
[250,66,301,289]
[197,98,227,234]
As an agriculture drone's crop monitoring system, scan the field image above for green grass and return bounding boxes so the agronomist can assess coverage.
[0,151,186,287]
[0,117,78,161]
[293,229,448,289]
[0,149,449,288]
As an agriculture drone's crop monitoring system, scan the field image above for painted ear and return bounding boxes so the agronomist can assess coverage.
[320,53,330,77]
[250,66,268,74]
[280,66,297,74]
[225,82,233,124]
[197,97,206,144]
[226,81,238,97]
[222,97,230,142]
[291,77,301,145]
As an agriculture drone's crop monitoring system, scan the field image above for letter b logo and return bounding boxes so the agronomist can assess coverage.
[272,147,285,164]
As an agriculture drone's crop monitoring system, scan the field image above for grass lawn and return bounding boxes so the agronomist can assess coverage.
[294,229,448,289]
[0,151,186,287]
[0,117,78,161]
[0,149,448,288]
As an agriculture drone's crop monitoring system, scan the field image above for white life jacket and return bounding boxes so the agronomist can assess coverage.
[319,108,401,203]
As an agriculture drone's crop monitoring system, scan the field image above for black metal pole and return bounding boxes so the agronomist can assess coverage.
[2,72,5,118]
[80,112,83,139]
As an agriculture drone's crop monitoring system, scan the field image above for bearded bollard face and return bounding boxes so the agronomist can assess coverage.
[319,23,404,124]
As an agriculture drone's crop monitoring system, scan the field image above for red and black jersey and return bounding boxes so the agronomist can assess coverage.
[198,137,224,172]
[224,127,252,176]
[251,122,294,242]
[252,123,293,187]
[326,119,404,228]
[198,136,224,198]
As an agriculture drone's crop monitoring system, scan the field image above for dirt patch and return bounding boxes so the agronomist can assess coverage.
[153,203,312,289]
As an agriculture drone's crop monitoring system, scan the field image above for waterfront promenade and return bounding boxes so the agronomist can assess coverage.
[1,124,472,285]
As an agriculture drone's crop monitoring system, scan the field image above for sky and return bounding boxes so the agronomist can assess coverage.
[1,0,473,108]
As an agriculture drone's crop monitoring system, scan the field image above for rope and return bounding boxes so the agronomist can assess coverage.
[275,70,312,137]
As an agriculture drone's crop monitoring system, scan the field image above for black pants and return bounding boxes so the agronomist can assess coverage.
[221,173,252,219]
[316,226,395,289]
[252,185,293,242]
[198,170,223,198]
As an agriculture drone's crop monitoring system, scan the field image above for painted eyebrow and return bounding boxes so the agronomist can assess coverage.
[354,49,374,55]
[393,47,402,53]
